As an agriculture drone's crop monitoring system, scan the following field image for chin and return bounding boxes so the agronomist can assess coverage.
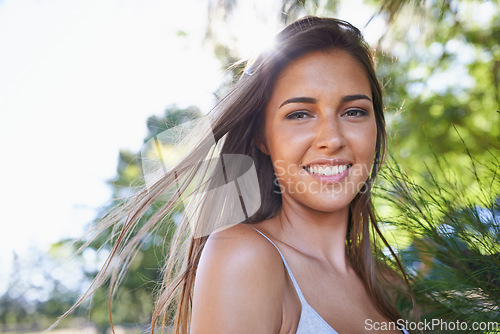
[299,195,356,214]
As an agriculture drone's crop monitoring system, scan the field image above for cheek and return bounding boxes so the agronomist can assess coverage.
[267,138,311,181]
[265,122,310,162]
[346,124,378,169]
[362,127,378,158]
[363,127,378,175]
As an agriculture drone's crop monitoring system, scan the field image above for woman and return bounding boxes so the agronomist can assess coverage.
[59,16,410,334]
[187,17,410,333]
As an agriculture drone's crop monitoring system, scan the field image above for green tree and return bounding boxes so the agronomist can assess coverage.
[0,250,81,331]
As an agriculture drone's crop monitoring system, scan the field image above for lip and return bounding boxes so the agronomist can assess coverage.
[302,158,352,184]
[303,158,353,168]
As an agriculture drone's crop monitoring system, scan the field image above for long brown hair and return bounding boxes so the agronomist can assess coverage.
[56,16,411,333]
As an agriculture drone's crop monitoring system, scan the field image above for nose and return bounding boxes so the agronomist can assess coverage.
[314,114,345,152]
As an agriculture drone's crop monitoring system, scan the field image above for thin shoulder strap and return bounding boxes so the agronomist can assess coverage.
[249,226,307,303]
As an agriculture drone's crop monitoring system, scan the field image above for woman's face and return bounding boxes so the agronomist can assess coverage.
[261,49,377,213]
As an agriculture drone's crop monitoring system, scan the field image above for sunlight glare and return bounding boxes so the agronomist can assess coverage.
[211,0,281,62]
[232,17,278,61]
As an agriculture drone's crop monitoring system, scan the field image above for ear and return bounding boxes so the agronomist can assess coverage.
[258,142,269,156]
[255,134,269,156]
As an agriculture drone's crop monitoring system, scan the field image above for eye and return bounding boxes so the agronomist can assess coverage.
[343,109,367,117]
[286,111,311,120]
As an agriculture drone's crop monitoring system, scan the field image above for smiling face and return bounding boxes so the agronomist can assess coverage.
[260,49,378,214]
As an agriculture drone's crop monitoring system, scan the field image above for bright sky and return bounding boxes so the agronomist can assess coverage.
[0,0,392,295]
[0,0,223,283]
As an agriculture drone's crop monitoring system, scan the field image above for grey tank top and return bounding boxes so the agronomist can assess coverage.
[250,227,410,334]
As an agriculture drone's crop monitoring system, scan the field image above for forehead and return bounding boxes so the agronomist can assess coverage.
[268,50,372,108]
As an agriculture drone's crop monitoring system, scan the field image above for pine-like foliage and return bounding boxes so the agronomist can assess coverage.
[376,150,499,333]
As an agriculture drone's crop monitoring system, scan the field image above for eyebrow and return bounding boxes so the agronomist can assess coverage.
[279,97,317,108]
[279,94,372,108]
[341,94,372,103]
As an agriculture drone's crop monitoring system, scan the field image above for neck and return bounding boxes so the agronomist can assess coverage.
[275,198,351,273]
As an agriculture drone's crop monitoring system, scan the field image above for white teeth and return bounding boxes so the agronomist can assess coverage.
[306,164,349,176]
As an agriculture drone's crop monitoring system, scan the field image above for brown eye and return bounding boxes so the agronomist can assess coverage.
[343,109,367,117]
[286,111,310,120]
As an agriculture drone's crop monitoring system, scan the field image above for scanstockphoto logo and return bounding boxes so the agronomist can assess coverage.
[140,117,261,238]
[365,318,499,333]
[273,178,368,196]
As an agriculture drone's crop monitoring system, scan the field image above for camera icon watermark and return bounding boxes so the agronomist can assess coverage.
[140,116,261,238]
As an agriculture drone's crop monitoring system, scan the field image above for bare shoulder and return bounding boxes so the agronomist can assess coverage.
[191,223,286,334]
[205,223,283,260]
[200,223,285,275]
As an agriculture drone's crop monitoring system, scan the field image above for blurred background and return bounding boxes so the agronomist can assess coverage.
[0,0,498,332]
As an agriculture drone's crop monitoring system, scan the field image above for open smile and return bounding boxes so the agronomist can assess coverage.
[301,161,353,184]
[303,164,352,176]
